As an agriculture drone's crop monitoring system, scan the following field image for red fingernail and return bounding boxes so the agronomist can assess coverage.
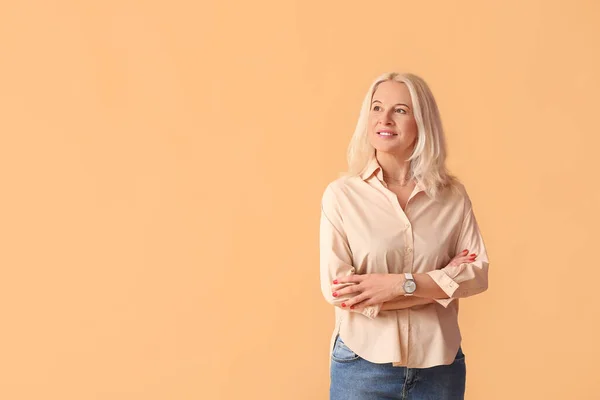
[333,279,338,284]
[350,306,355,309]
[332,292,338,297]
[341,303,346,307]
[470,254,476,257]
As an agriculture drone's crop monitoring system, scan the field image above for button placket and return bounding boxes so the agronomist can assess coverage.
[377,178,410,221]
[404,222,414,272]
[377,178,415,272]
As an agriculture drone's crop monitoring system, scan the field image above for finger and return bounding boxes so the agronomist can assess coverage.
[351,296,378,310]
[343,293,367,308]
[357,297,377,308]
[333,284,362,298]
[451,251,469,262]
[452,255,470,262]
[455,256,475,262]
[450,255,476,266]
[347,296,368,309]
[350,295,375,309]
[333,275,363,285]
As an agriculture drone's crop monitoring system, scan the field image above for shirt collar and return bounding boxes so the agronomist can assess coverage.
[360,155,428,197]
[359,155,383,181]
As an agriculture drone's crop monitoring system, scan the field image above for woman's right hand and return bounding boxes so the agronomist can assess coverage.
[448,249,477,266]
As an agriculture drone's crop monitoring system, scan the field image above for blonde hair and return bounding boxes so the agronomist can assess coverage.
[345,72,459,198]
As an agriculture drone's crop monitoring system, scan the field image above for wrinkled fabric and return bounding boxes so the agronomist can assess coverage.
[320,156,489,368]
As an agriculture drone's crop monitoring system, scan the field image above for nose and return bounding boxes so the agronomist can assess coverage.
[379,110,395,126]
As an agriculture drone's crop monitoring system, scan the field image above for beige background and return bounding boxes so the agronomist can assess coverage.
[1,1,599,399]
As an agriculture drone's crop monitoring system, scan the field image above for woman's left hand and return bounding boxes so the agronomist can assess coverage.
[332,274,405,310]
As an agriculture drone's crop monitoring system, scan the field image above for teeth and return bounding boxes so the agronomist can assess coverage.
[378,132,395,136]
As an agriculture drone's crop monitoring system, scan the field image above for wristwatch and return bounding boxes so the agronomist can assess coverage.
[403,272,417,296]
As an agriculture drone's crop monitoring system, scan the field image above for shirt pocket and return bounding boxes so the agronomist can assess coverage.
[331,334,360,363]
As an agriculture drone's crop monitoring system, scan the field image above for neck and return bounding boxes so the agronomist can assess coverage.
[376,151,412,181]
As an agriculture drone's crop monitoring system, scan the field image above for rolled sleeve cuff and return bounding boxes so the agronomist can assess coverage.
[426,270,460,308]
[359,304,381,319]
[433,298,454,308]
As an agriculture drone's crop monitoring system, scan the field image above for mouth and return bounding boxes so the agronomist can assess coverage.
[377,131,398,137]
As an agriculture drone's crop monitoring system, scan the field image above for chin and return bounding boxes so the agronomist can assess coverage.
[370,142,404,154]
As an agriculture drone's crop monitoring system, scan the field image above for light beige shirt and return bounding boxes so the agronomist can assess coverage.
[320,156,490,368]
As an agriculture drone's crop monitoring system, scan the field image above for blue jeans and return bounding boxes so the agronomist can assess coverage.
[330,335,466,400]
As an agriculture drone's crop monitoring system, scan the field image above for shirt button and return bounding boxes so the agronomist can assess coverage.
[406,247,413,254]
[405,223,411,229]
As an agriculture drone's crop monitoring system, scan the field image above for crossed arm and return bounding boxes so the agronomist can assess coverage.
[331,250,478,312]
[320,184,489,318]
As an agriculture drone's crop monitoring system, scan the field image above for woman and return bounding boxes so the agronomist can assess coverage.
[319,72,490,400]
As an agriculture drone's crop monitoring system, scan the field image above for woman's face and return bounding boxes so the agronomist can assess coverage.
[367,80,418,157]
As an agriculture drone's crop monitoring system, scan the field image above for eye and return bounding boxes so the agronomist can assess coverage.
[372,105,382,111]
[395,108,407,114]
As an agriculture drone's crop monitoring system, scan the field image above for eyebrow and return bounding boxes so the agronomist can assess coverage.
[371,100,411,109]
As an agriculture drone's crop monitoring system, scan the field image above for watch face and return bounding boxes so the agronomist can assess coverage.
[404,280,417,294]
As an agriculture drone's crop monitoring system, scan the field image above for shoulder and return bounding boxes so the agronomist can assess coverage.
[320,175,363,213]
[453,181,470,201]
[321,175,360,200]
[438,179,473,211]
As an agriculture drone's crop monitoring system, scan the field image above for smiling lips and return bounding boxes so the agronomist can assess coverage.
[377,130,398,137]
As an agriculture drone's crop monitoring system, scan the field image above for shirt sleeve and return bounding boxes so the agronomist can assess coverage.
[319,184,381,319]
[426,193,490,308]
